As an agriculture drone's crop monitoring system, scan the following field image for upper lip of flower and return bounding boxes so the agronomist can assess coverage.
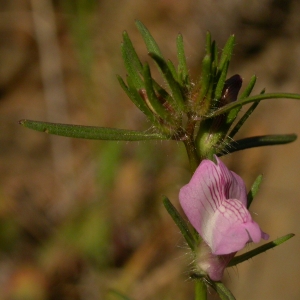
[179,156,268,255]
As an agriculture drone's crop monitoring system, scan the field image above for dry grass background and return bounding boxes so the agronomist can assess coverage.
[0,0,300,299]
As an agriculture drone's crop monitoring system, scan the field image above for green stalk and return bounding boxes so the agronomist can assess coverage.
[195,280,207,300]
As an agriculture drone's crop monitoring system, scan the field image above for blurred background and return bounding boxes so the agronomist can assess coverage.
[1,0,300,299]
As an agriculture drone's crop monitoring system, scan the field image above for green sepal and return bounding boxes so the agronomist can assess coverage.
[247,174,263,208]
[162,195,198,251]
[121,31,144,89]
[209,92,300,117]
[221,134,297,154]
[228,233,295,267]
[176,34,190,88]
[19,120,169,141]
[135,20,163,58]
[149,52,185,111]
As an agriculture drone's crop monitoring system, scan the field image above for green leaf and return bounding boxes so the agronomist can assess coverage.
[195,32,214,107]
[247,174,263,208]
[239,75,257,99]
[149,52,185,111]
[228,233,295,267]
[121,31,144,89]
[227,101,260,139]
[209,281,236,300]
[222,134,297,154]
[143,63,170,120]
[209,92,300,117]
[227,86,263,139]
[176,34,190,87]
[205,32,212,55]
[117,75,153,120]
[214,61,229,102]
[196,53,212,107]
[162,195,197,251]
[19,120,169,141]
[218,35,235,72]
[167,59,179,82]
[135,20,163,58]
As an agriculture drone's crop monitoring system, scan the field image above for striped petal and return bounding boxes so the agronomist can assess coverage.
[179,156,268,255]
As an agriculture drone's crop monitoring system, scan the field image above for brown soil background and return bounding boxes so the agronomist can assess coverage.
[1,1,300,299]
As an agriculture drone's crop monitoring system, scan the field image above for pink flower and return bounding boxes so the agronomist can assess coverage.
[179,156,268,280]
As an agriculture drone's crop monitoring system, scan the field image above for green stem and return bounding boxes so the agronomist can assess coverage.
[183,138,200,173]
[195,280,207,300]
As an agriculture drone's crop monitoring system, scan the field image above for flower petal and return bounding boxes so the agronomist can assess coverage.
[207,198,267,255]
[216,157,247,206]
[179,156,247,237]
[179,159,223,235]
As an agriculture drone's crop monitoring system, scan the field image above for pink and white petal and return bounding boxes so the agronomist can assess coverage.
[179,159,225,235]
[203,199,267,255]
[215,157,247,206]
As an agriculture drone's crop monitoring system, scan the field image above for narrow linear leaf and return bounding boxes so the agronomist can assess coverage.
[223,134,297,154]
[239,75,257,99]
[228,233,295,267]
[205,31,212,56]
[247,174,263,208]
[135,20,163,58]
[212,40,218,71]
[117,75,153,119]
[149,53,185,111]
[176,34,190,87]
[218,35,235,72]
[210,93,300,117]
[143,63,170,120]
[196,53,212,106]
[162,196,197,251]
[167,59,179,82]
[214,61,229,102]
[19,120,169,141]
[207,281,236,300]
[121,31,144,89]
[227,88,264,139]
[152,81,173,105]
[227,101,260,139]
